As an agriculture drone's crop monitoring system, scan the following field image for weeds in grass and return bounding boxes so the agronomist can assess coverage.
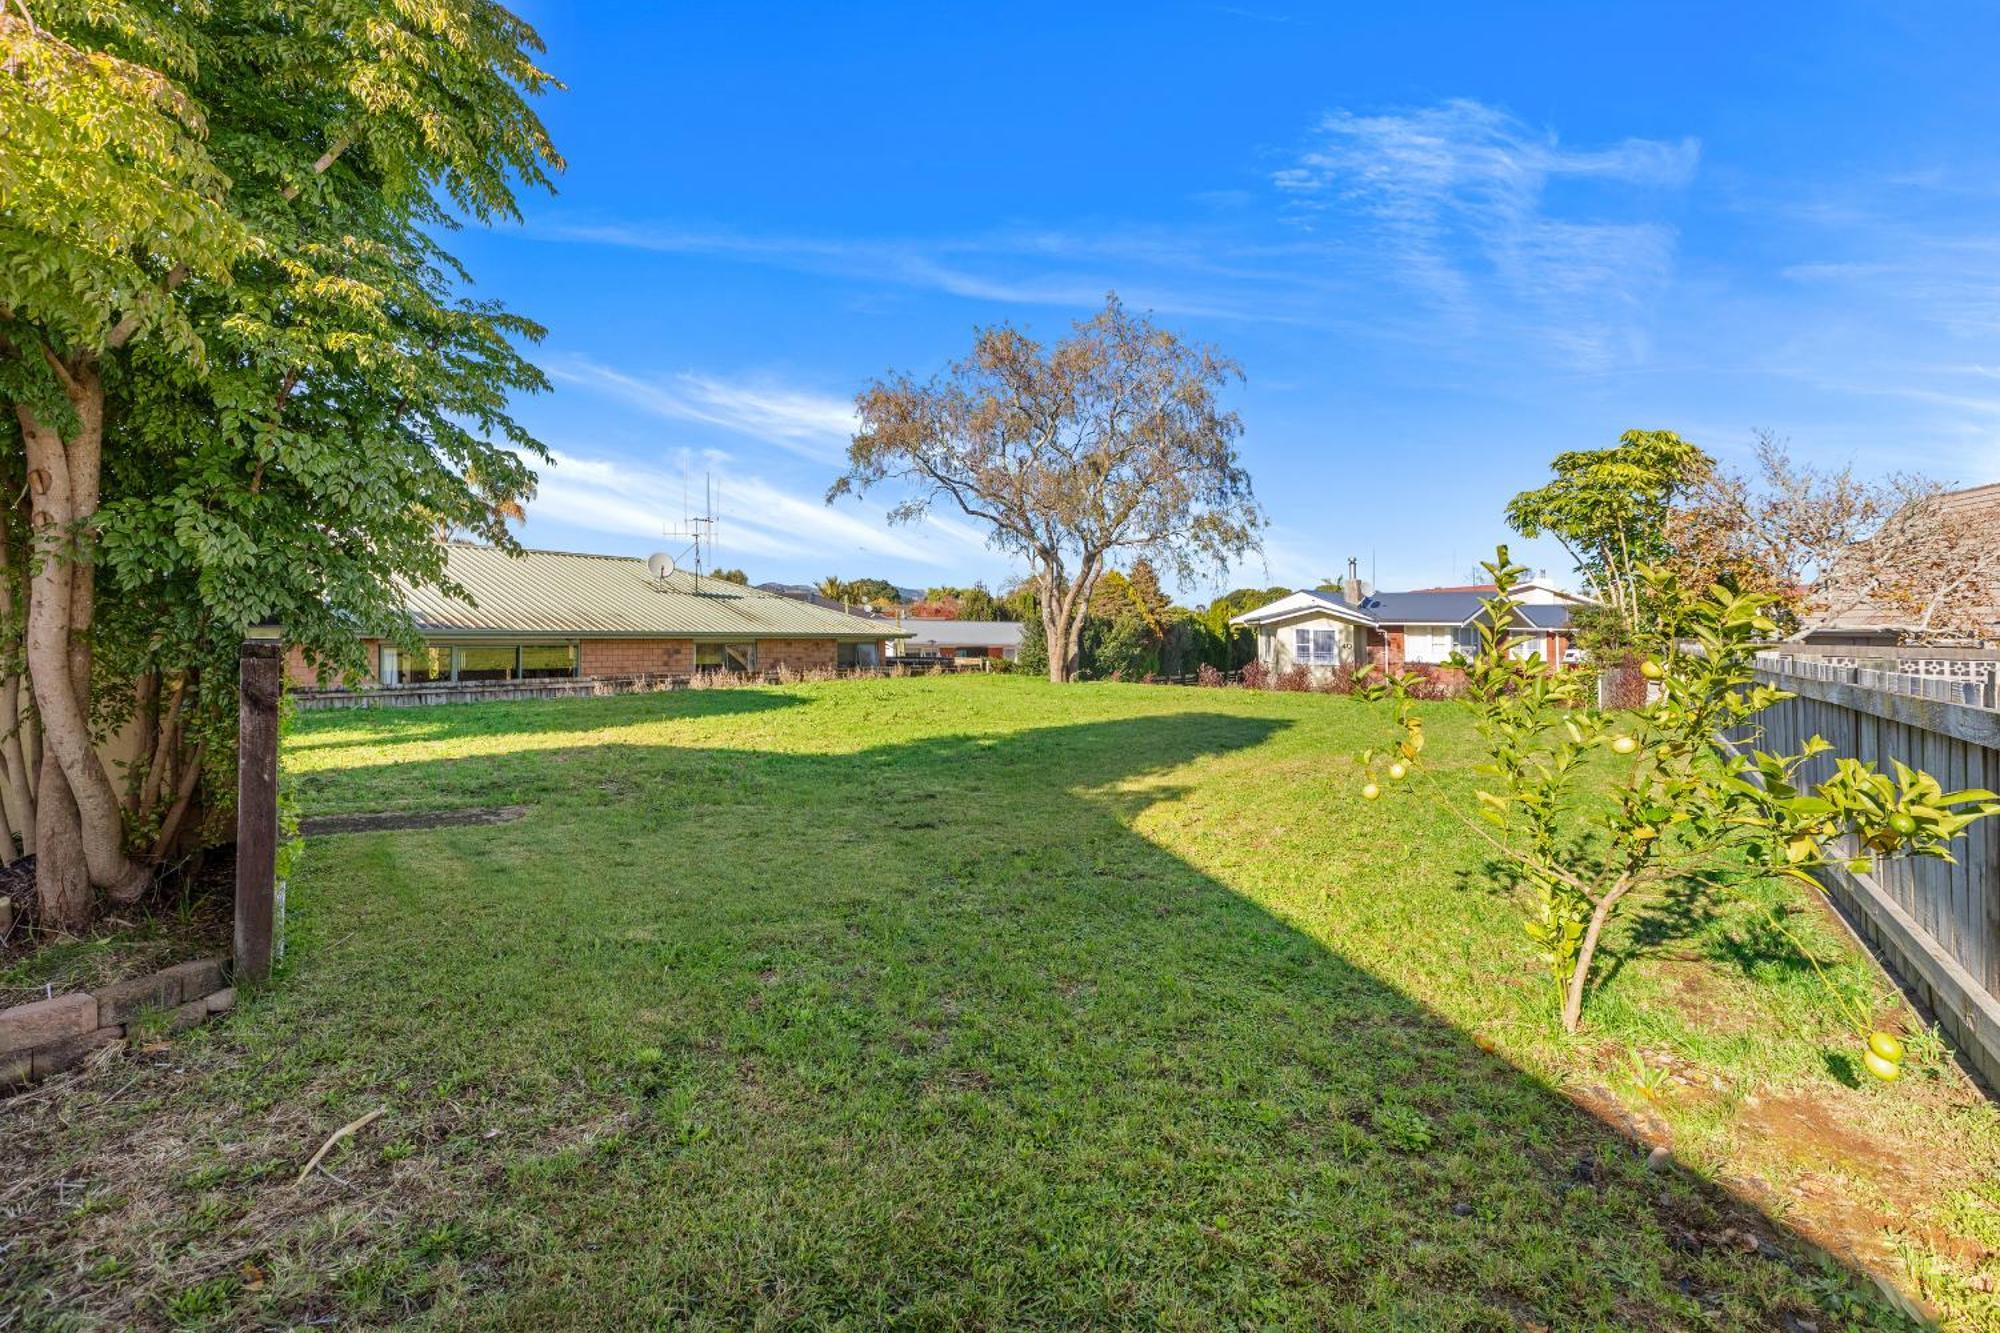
[1373,1103,1437,1153]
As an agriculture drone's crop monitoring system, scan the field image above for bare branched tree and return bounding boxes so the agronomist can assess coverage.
[1667,432,1997,644]
[830,295,1264,681]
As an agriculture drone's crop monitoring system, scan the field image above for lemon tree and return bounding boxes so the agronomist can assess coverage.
[1360,548,1998,1062]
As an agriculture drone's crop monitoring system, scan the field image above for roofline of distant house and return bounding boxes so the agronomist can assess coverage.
[1230,585,1582,630]
[409,625,909,642]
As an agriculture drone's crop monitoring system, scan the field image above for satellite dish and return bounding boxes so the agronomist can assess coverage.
[646,552,675,581]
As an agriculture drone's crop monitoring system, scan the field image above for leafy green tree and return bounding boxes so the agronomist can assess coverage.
[2,0,561,927]
[1505,430,1711,631]
[955,583,1001,621]
[816,575,900,606]
[833,295,1262,683]
[1361,548,1998,1049]
[998,579,1040,624]
[1016,615,1048,677]
[1082,612,1156,680]
[709,568,749,585]
[1197,586,1290,670]
[846,577,903,606]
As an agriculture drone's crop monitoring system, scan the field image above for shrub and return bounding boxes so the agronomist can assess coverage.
[1401,664,1468,701]
[1598,661,1649,710]
[1275,665,1312,692]
[1238,660,1269,690]
[1318,664,1380,696]
[1196,662,1224,688]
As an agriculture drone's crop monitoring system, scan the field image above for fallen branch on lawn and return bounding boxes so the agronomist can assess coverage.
[295,1107,386,1186]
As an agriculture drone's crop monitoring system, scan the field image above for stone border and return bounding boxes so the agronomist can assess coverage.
[0,956,233,1092]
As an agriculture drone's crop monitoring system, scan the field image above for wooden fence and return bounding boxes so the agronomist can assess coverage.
[1756,647,2000,710]
[1752,659,2000,1089]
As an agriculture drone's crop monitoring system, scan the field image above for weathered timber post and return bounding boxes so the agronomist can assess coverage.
[236,624,282,982]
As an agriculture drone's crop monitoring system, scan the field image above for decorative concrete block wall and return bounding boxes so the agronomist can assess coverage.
[0,957,234,1091]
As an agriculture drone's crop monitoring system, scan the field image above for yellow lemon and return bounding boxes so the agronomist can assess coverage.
[1867,1031,1905,1065]
[1610,735,1638,755]
[1361,782,1381,801]
[1640,660,1664,680]
[1862,1049,1901,1082]
[1387,762,1408,780]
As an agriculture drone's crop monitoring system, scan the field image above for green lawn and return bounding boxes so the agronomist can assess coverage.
[6,677,1998,1329]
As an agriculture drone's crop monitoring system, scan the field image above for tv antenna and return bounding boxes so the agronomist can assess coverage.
[651,474,723,593]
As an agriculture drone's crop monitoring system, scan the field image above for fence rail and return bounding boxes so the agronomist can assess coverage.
[1752,659,2000,1089]
[1755,651,2000,711]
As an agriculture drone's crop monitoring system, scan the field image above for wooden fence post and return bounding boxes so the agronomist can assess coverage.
[236,629,282,982]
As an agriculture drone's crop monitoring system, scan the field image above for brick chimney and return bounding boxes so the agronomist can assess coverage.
[1342,556,1363,607]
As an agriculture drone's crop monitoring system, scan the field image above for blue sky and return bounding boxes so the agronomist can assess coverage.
[463,2,2000,600]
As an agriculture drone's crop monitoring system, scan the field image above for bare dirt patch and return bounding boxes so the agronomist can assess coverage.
[1742,1092,1914,1180]
[299,806,529,836]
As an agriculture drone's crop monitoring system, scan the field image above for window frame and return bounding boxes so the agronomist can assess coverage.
[1292,626,1344,666]
[380,641,580,686]
[695,641,758,673]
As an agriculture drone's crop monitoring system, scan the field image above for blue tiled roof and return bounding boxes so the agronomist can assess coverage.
[1358,591,1491,624]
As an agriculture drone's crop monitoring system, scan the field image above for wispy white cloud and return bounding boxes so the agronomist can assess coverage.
[521,446,999,573]
[532,222,1309,323]
[1274,99,1698,367]
[547,357,857,460]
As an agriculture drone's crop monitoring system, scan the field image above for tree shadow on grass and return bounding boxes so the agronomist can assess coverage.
[1,708,1923,1330]
[286,683,811,755]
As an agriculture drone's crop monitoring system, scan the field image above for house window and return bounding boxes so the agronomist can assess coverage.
[1293,628,1343,666]
[695,642,756,673]
[837,642,879,669]
[456,645,517,683]
[395,647,449,684]
[520,644,578,679]
[382,643,579,685]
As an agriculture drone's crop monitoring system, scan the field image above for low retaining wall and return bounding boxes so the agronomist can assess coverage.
[1,956,234,1092]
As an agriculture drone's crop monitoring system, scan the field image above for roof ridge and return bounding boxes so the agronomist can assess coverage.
[444,538,647,564]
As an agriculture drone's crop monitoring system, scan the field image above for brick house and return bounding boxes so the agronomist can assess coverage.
[287,541,905,688]
[1229,577,1585,675]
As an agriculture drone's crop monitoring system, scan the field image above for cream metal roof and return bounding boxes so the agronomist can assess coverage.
[1804,481,2000,640]
[402,542,908,641]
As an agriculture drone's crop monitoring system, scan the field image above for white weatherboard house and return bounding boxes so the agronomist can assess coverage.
[887,619,1024,661]
[1230,578,1588,674]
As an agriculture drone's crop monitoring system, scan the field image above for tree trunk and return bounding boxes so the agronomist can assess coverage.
[35,752,89,934]
[1561,878,1633,1033]
[1043,603,1071,683]
[17,375,150,904]
[1038,553,1102,684]
[0,677,33,856]
[126,671,160,813]
[0,772,15,867]
[139,675,185,818]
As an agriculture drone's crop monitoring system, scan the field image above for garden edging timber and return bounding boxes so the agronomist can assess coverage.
[0,956,234,1091]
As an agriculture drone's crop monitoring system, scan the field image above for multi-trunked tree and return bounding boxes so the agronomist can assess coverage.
[1,0,564,930]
